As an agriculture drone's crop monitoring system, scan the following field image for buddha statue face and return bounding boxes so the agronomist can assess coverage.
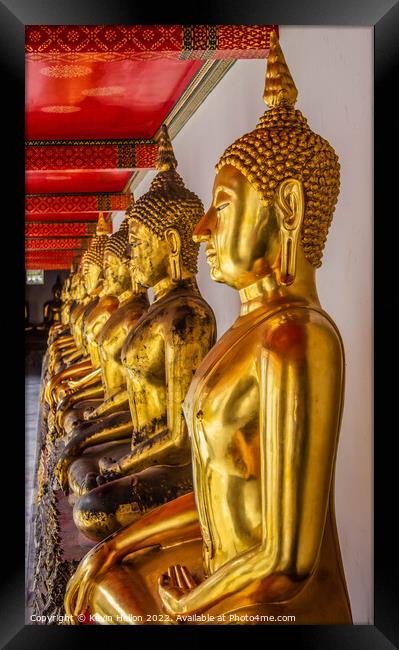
[82,260,102,295]
[128,218,178,288]
[70,271,84,300]
[194,164,284,290]
[103,250,130,295]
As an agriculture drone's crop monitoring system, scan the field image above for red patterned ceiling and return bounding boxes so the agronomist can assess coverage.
[25,25,278,269]
[26,170,132,194]
[26,59,203,141]
[25,212,109,222]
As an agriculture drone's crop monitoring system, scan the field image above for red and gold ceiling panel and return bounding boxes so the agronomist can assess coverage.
[25,212,110,222]
[26,194,131,214]
[26,170,133,194]
[26,25,277,61]
[25,237,84,251]
[25,25,278,268]
[26,222,96,237]
[26,250,81,266]
[26,142,158,171]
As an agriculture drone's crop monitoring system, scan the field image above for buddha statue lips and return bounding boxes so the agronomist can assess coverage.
[63,125,216,542]
[65,34,351,625]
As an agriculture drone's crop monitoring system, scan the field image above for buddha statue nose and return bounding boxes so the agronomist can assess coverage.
[193,212,212,243]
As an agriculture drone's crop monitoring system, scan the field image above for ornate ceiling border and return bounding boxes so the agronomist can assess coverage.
[25,25,277,61]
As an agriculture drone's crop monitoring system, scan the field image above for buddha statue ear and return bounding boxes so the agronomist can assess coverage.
[165,227,182,282]
[275,178,305,285]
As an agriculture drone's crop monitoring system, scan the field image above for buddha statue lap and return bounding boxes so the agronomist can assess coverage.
[58,126,216,542]
[65,34,352,625]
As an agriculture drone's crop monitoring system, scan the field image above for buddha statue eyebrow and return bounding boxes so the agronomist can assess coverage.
[213,185,234,205]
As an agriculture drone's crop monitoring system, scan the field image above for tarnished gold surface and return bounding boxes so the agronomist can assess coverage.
[65,33,351,625]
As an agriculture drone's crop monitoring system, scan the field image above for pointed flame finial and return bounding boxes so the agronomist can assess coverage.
[96,211,109,236]
[156,124,177,172]
[264,31,298,109]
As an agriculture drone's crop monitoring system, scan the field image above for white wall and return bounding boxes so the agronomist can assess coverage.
[126,27,373,624]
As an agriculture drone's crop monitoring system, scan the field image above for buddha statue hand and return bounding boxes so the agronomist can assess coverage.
[96,470,121,486]
[65,538,117,621]
[158,565,199,617]
[82,472,99,492]
[83,405,96,420]
[96,457,123,485]
[98,455,122,477]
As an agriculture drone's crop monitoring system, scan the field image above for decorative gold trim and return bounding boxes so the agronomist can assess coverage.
[128,59,235,193]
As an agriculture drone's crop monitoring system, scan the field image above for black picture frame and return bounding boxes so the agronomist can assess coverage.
[4,0,396,646]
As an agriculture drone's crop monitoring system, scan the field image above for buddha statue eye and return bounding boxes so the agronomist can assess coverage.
[216,202,229,213]
[127,241,140,251]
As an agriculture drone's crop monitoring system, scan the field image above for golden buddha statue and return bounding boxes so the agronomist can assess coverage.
[60,261,82,328]
[46,215,110,382]
[47,276,70,340]
[65,34,352,625]
[50,218,139,431]
[46,265,91,376]
[60,223,109,367]
[50,216,149,435]
[58,126,216,543]
[46,265,84,354]
[36,274,63,330]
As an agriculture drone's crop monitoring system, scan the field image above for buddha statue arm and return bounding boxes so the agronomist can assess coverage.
[99,327,203,478]
[45,359,93,405]
[48,326,70,345]
[61,348,85,365]
[62,367,102,392]
[55,384,104,432]
[48,335,75,354]
[52,367,102,407]
[55,412,133,493]
[159,315,345,617]
[43,302,50,322]
[84,389,130,420]
[65,492,200,619]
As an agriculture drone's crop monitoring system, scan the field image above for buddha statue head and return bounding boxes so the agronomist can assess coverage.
[103,216,133,296]
[126,125,203,291]
[194,32,340,292]
[81,212,109,295]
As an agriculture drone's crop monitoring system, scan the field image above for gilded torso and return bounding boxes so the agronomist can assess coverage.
[83,294,120,367]
[121,285,216,449]
[97,293,149,398]
[184,300,344,577]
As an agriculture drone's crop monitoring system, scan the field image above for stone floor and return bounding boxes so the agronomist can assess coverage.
[25,373,41,571]
[25,352,97,622]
